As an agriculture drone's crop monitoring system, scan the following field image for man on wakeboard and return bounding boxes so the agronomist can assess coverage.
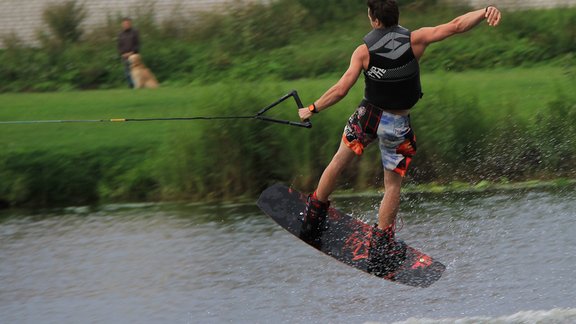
[299,0,501,270]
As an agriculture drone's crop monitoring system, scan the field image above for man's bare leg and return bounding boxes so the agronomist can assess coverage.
[315,140,356,202]
[370,169,406,273]
[378,169,403,229]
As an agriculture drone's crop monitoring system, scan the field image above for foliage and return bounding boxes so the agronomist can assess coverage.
[0,4,575,92]
[0,151,100,207]
[295,0,364,23]
[419,8,576,71]
[40,0,87,45]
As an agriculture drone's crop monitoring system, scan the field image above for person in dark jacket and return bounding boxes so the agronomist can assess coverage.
[117,17,140,88]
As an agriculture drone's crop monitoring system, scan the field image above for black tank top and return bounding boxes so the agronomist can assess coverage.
[363,26,422,110]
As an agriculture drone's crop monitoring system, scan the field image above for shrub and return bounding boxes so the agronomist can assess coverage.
[295,0,367,23]
[41,0,87,45]
[531,97,576,175]
[1,4,575,92]
[204,1,307,54]
[0,151,100,207]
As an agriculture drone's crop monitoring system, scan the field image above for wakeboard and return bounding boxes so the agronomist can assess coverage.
[257,183,445,288]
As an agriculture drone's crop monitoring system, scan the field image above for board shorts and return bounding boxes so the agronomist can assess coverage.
[343,100,416,177]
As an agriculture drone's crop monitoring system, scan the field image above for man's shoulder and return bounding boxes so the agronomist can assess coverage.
[353,44,369,57]
[409,28,428,45]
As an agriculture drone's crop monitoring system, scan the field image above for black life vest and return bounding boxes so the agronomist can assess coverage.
[363,26,422,110]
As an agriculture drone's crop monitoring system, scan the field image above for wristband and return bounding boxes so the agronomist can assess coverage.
[309,103,318,113]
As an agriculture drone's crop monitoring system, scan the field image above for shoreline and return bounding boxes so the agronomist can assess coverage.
[332,178,576,199]
[1,178,574,213]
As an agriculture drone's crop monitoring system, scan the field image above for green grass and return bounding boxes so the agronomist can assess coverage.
[1,66,571,161]
[421,67,575,120]
[1,66,570,152]
[0,66,574,207]
[0,85,244,152]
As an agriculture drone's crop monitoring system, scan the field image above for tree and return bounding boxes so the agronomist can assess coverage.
[42,0,87,44]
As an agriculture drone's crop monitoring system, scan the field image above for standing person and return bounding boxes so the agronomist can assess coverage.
[298,0,501,266]
[117,17,140,88]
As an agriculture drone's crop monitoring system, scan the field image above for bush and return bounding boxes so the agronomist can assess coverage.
[531,98,576,175]
[0,147,160,207]
[296,0,364,24]
[498,9,576,61]
[0,151,100,207]
[41,0,87,45]
[0,4,575,92]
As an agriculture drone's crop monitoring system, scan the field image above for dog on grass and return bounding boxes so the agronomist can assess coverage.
[128,54,159,89]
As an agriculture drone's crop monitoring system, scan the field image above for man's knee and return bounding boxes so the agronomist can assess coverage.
[384,170,403,190]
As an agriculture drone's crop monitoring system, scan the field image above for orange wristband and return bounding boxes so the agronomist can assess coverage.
[309,103,318,113]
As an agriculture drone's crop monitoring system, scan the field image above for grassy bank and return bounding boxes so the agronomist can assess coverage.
[1,66,574,207]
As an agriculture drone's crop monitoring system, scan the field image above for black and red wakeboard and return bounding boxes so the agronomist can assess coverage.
[257,183,445,288]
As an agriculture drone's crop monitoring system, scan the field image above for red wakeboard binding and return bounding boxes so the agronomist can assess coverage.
[299,192,330,246]
[368,224,407,277]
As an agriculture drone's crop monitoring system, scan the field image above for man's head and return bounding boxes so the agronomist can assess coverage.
[121,17,133,31]
[367,0,399,28]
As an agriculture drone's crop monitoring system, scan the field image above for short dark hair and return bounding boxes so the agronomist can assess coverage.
[367,0,399,27]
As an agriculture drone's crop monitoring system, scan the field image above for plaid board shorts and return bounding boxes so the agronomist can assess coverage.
[342,100,416,176]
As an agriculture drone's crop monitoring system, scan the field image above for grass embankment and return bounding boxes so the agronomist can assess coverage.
[1,3,575,206]
[1,66,574,207]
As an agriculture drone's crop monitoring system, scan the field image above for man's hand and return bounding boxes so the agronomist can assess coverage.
[299,107,313,121]
[122,52,134,59]
[485,6,502,27]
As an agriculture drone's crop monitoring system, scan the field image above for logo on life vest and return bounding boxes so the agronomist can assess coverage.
[366,66,387,79]
[369,32,410,60]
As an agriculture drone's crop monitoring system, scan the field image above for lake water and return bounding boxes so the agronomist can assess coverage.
[1,187,575,324]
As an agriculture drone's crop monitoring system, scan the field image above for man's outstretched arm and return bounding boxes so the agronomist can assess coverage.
[298,45,367,120]
[411,6,502,59]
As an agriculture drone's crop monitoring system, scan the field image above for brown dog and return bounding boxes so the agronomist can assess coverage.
[128,54,159,89]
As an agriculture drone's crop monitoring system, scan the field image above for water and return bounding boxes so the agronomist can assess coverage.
[1,188,575,324]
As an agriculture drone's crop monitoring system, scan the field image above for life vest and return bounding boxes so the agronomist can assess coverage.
[363,26,423,110]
